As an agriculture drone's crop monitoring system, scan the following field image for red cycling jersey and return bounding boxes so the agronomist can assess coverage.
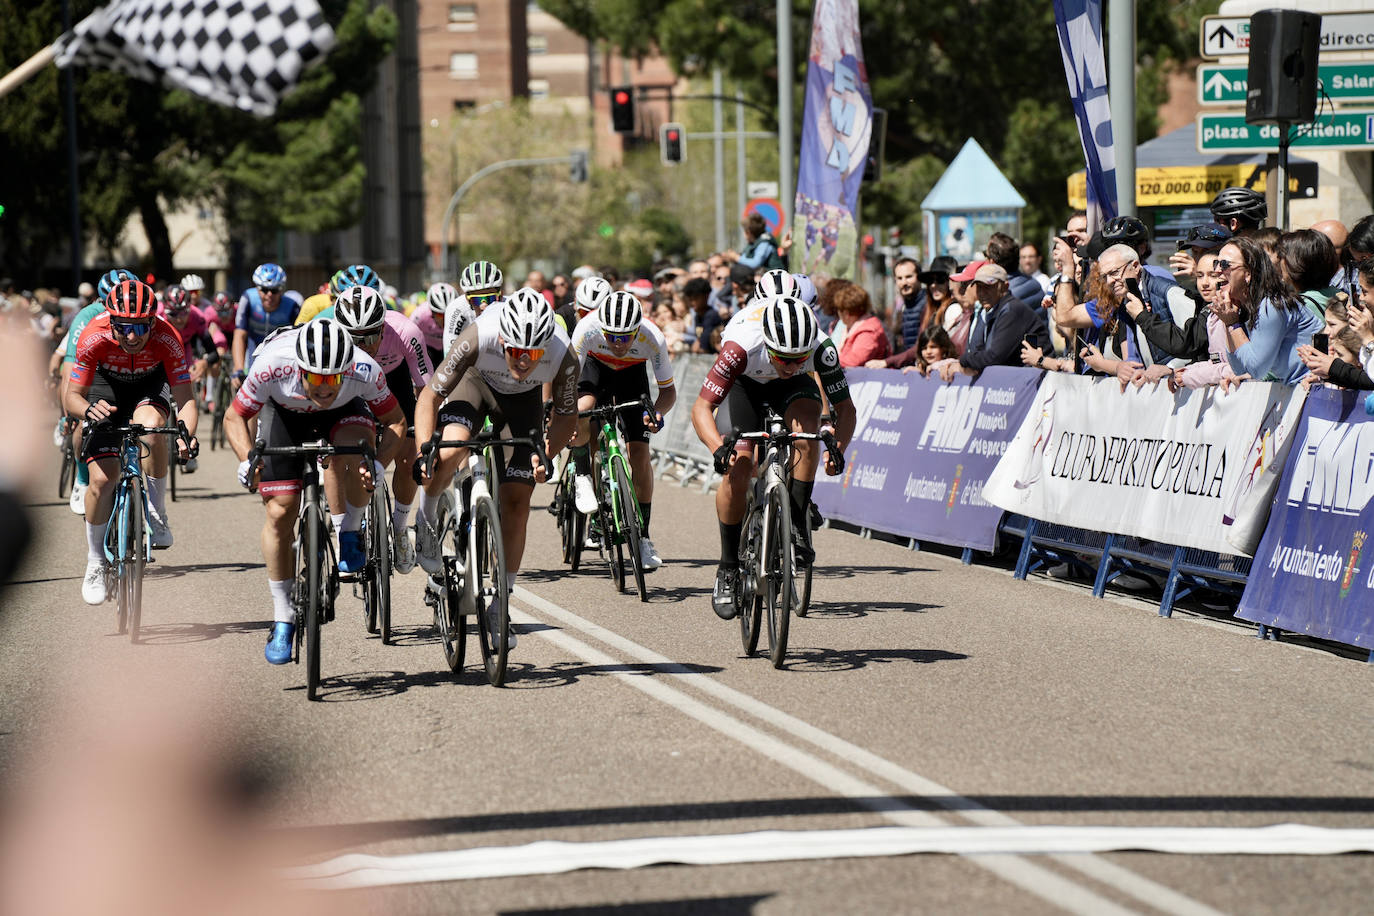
[68,312,192,388]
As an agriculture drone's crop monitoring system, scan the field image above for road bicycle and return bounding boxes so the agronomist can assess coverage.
[420,431,547,686]
[557,398,654,601]
[56,415,77,499]
[100,420,195,643]
[360,447,394,644]
[249,439,374,701]
[730,410,843,668]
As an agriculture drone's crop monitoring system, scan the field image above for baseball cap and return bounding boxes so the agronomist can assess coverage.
[950,260,989,282]
[625,278,654,298]
[973,263,1009,284]
[729,263,754,286]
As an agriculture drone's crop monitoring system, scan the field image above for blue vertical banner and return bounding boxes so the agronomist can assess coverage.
[1053,0,1118,227]
[792,0,873,281]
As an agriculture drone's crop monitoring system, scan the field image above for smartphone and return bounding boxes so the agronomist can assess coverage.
[1125,277,1142,299]
[1313,332,1329,354]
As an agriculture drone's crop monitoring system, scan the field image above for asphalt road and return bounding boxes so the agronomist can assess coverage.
[2,439,1372,915]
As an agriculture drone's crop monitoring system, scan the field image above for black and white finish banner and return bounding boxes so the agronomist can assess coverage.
[54,0,335,116]
[983,373,1302,556]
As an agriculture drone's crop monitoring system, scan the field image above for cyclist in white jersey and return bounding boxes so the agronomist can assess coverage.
[568,290,676,568]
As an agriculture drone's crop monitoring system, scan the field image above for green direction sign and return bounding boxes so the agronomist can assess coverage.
[1198,63,1374,106]
[1197,110,1374,152]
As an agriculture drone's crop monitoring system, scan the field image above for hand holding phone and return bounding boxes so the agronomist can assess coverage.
[1312,332,1329,354]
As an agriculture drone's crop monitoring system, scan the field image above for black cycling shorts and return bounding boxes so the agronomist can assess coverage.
[385,364,418,431]
[577,359,653,443]
[436,373,543,488]
[82,369,174,463]
[713,374,821,443]
[257,397,376,497]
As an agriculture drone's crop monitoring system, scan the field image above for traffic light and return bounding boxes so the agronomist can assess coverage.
[660,123,685,165]
[609,87,635,134]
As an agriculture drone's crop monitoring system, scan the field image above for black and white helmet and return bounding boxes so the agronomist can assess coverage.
[459,260,503,293]
[761,295,819,357]
[598,291,642,335]
[180,273,205,292]
[334,285,387,333]
[1209,187,1267,224]
[499,288,556,348]
[295,319,355,374]
[427,282,459,314]
[752,268,800,302]
[574,276,612,315]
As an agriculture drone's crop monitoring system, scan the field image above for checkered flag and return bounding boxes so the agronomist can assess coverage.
[52,0,335,116]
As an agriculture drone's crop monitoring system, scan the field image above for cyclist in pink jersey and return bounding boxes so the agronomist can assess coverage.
[414,282,459,366]
[327,287,434,573]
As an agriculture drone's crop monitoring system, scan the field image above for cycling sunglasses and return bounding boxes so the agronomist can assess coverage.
[767,347,809,366]
[504,345,545,362]
[468,291,501,307]
[257,285,283,294]
[603,331,635,346]
[111,321,153,337]
[300,369,343,387]
[350,329,383,348]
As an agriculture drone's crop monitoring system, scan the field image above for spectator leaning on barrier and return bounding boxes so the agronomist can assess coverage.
[1167,222,1232,289]
[932,263,1044,382]
[1212,236,1323,386]
[830,281,890,368]
[942,259,985,356]
[1121,251,1239,391]
[889,257,920,345]
[1279,229,1341,318]
[903,325,956,376]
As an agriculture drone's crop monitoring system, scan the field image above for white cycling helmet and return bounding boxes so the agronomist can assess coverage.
[460,260,503,293]
[295,319,355,375]
[761,295,819,357]
[791,273,818,306]
[180,273,205,293]
[427,282,459,314]
[499,288,556,348]
[574,276,612,316]
[752,268,800,302]
[598,290,642,335]
[333,285,388,333]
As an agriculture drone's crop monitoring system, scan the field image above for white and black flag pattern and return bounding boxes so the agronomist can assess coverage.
[53,0,336,116]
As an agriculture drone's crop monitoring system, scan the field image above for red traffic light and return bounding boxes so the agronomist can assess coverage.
[614,90,629,105]
[667,130,679,141]
[863,234,874,246]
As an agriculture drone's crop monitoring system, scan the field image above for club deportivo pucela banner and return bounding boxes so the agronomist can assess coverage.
[1236,387,1374,649]
[983,374,1301,556]
[812,367,1041,551]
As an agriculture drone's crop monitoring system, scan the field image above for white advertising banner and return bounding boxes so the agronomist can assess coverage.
[983,374,1302,557]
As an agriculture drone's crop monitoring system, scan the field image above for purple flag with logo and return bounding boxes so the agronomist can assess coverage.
[1053,0,1117,228]
[792,0,873,281]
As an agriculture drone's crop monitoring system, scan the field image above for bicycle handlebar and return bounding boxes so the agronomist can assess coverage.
[246,440,376,494]
[577,396,653,421]
[95,420,200,462]
[729,427,845,474]
[417,432,552,482]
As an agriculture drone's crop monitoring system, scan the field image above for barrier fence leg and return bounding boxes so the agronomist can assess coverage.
[1091,534,1117,598]
[1158,547,1186,618]
[1013,519,1037,580]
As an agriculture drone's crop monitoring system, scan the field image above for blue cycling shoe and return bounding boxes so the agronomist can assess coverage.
[265,622,295,665]
[338,530,366,573]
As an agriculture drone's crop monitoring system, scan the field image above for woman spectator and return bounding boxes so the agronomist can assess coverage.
[1123,251,1235,389]
[942,262,984,356]
[1213,236,1323,385]
[1278,229,1341,316]
[900,326,956,376]
[829,280,890,367]
[1297,292,1374,390]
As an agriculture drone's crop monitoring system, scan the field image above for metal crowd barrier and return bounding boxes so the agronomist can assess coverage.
[650,354,719,491]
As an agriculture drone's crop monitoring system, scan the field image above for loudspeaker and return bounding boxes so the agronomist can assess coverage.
[1246,10,1321,124]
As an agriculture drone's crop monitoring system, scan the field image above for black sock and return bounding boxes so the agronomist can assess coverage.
[570,445,589,475]
[719,520,742,569]
[638,501,651,534]
[788,478,814,526]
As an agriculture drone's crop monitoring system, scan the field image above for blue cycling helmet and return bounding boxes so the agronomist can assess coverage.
[97,268,138,302]
[336,263,382,293]
[252,262,287,289]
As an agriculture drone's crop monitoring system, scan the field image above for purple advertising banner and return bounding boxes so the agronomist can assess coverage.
[1236,387,1374,650]
[813,366,1042,551]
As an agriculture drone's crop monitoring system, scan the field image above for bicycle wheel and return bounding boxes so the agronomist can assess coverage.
[57,440,75,499]
[612,457,647,602]
[738,507,763,656]
[472,495,510,686]
[598,455,625,593]
[168,445,177,502]
[762,486,793,668]
[556,473,586,571]
[125,477,146,643]
[303,505,324,700]
[794,562,814,618]
[432,490,465,673]
[372,484,393,644]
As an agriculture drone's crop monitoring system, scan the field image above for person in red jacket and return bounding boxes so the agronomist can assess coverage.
[830,280,891,367]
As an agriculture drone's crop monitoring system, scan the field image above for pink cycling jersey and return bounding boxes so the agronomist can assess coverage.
[411,307,445,355]
[373,310,434,387]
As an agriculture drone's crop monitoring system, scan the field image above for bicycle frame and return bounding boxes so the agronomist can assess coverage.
[104,432,153,568]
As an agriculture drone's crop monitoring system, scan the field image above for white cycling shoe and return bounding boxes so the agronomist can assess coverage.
[573,474,598,514]
[69,482,87,516]
[82,559,110,605]
[393,527,417,574]
[414,519,443,575]
[148,511,173,550]
[640,537,662,570]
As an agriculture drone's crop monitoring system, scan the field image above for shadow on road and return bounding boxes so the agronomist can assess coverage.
[7,573,84,586]
[382,624,440,648]
[146,561,265,579]
[780,646,968,672]
[503,895,771,916]
[802,600,938,619]
[133,620,271,644]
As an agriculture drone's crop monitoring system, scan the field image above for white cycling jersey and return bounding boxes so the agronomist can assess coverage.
[569,312,675,385]
[717,300,838,382]
[232,327,397,418]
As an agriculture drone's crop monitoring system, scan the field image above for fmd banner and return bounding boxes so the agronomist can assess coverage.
[1237,388,1374,650]
[793,0,872,280]
[812,367,1041,551]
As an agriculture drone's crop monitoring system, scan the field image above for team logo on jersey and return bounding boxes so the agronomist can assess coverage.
[353,362,373,381]
[819,344,838,368]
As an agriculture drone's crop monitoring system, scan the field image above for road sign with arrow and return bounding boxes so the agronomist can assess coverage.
[1198,62,1374,107]
[1200,17,1249,59]
[1202,11,1374,59]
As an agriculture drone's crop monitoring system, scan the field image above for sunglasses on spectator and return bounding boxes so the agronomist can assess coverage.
[257,285,283,294]
[767,348,809,366]
[504,345,544,362]
[1213,259,1242,272]
[603,331,635,346]
[300,369,343,387]
[468,291,501,306]
[350,329,383,348]
[917,271,949,284]
[112,321,152,337]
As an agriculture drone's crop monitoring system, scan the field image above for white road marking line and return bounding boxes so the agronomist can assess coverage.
[511,587,1227,916]
[285,823,1374,890]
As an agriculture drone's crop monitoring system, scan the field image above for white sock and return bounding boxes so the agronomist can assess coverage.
[86,521,109,562]
[330,512,345,534]
[417,487,437,524]
[392,500,412,534]
[205,376,217,404]
[506,571,516,592]
[342,500,363,533]
[146,475,167,518]
[268,579,294,624]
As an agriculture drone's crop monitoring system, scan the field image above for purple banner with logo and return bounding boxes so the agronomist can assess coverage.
[793,0,873,280]
[813,367,1042,551]
[1236,388,1374,650]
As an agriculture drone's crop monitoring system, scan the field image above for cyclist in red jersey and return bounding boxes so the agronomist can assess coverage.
[64,281,200,604]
